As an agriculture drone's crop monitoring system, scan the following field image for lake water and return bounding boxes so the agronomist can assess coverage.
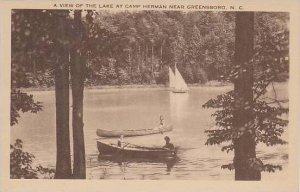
[11,85,288,180]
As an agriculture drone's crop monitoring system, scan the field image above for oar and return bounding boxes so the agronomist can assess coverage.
[158,126,163,134]
[122,142,166,150]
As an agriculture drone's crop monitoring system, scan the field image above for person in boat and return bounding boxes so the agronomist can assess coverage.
[163,136,174,150]
[117,135,124,148]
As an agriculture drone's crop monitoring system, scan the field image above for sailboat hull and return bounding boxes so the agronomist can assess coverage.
[172,89,188,93]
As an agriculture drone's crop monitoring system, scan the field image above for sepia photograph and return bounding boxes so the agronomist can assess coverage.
[8,8,291,181]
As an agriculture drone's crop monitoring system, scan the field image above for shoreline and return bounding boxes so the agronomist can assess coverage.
[19,81,232,92]
[17,80,287,92]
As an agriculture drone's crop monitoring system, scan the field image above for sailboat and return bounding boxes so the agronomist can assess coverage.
[169,64,189,93]
[169,66,175,90]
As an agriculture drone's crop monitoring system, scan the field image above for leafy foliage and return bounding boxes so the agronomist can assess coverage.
[10,139,55,179]
[13,10,236,87]
[11,10,73,125]
[11,89,43,126]
[203,13,289,172]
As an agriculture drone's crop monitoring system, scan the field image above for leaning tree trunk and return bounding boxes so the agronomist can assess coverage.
[233,12,261,180]
[71,10,86,179]
[54,14,72,179]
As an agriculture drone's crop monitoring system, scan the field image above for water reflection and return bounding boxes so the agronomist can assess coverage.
[169,92,189,121]
[98,154,179,174]
[166,159,177,172]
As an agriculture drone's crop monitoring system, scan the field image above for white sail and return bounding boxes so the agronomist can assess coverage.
[169,67,175,88]
[174,66,189,92]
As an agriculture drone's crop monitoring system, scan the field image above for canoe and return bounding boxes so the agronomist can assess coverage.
[97,141,176,159]
[96,125,173,138]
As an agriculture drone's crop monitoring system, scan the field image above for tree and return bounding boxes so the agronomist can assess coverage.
[107,58,118,84]
[232,12,260,180]
[170,30,186,67]
[117,67,130,85]
[11,10,72,179]
[70,10,86,179]
[203,12,289,180]
[11,9,90,179]
[186,25,203,83]
[53,11,72,179]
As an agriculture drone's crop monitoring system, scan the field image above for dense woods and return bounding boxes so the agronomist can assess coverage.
[10,9,289,180]
[11,10,288,90]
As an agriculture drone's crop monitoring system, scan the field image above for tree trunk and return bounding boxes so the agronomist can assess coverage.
[145,45,148,66]
[151,43,154,79]
[160,41,163,71]
[233,12,261,181]
[128,49,132,78]
[71,10,86,179]
[54,15,72,179]
[137,45,141,72]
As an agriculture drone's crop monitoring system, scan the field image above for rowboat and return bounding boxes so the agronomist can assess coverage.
[96,125,173,138]
[97,141,177,159]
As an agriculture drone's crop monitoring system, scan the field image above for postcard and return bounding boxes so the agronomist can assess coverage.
[0,0,299,191]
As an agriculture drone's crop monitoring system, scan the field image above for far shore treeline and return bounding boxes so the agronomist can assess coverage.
[11,10,288,89]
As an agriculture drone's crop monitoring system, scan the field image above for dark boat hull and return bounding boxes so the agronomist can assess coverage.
[97,141,176,159]
[96,125,173,138]
[172,89,188,93]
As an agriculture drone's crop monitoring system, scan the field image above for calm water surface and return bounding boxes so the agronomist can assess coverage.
[11,85,288,180]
